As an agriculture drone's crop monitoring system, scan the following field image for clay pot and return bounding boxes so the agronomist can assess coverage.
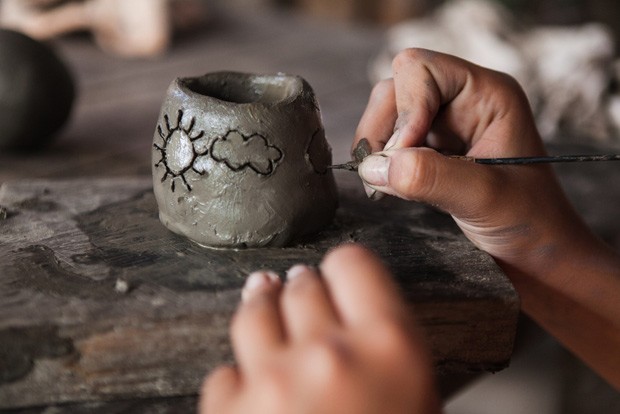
[152,72,338,248]
[0,29,74,150]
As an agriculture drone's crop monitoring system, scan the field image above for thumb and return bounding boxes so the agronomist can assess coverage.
[358,148,499,218]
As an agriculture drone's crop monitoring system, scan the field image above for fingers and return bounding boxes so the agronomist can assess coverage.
[354,78,398,154]
[358,147,502,219]
[199,365,240,413]
[281,265,340,342]
[230,245,409,376]
[231,271,284,370]
[231,265,341,371]
[387,49,446,150]
[355,49,470,154]
[356,48,540,158]
[320,244,407,328]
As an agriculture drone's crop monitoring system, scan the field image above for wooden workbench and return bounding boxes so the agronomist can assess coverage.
[0,172,516,409]
[1,4,618,412]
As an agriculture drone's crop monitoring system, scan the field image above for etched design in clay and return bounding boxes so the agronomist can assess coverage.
[306,128,330,175]
[153,109,207,192]
[210,130,283,176]
[152,71,338,248]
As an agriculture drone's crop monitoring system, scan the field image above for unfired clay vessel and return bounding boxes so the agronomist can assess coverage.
[0,29,74,150]
[152,71,338,248]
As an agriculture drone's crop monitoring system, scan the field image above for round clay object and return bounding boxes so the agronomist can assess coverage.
[0,29,75,150]
[152,71,338,248]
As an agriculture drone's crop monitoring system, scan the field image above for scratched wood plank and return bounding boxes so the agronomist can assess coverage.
[0,173,518,408]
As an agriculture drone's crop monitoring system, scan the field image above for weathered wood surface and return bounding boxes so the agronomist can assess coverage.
[0,173,518,408]
[0,395,200,414]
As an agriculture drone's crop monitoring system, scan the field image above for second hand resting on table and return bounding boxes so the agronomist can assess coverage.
[200,49,620,413]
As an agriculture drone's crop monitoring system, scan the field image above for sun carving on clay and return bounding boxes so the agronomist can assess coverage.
[153,109,207,192]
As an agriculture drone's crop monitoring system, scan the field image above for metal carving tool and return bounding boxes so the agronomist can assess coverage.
[328,144,620,171]
[449,154,620,165]
[327,160,363,171]
[327,138,373,172]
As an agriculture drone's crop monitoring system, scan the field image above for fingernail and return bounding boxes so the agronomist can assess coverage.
[364,184,377,199]
[286,264,310,280]
[384,130,400,150]
[242,271,280,302]
[363,184,384,201]
[358,154,389,187]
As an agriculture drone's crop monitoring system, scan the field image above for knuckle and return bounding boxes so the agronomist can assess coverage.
[373,322,413,354]
[491,71,529,105]
[256,368,291,411]
[392,48,421,72]
[392,48,436,73]
[367,321,427,374]
[262,367,289,394]
[305,339,349,381]
[494,70,522,92]
[369,78,393,100]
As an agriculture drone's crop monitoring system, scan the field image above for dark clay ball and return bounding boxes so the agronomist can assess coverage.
[0,29,75,150]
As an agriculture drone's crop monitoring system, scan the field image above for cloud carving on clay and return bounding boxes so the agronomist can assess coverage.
[210,130,283,175]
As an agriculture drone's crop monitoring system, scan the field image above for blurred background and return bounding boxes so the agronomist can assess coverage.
[1,0,619,413]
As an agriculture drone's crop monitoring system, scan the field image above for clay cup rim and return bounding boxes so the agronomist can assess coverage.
[176,71,303,107]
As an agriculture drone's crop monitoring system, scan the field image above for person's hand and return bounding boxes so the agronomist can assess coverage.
[354,48,620,390]
[355,48,595,277]
[199,244,441,414]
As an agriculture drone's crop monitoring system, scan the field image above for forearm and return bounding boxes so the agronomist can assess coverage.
[501,221,620,390]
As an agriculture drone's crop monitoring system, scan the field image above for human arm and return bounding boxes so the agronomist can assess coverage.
[355,48,620,389]
[199,244,441,414]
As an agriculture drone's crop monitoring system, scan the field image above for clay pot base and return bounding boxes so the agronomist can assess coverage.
[152,72,338,249]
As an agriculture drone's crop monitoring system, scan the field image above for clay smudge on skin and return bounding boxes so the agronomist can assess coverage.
[353,138,372,163]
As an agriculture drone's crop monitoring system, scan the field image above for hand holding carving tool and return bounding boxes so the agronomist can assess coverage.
[328,146,620,171]
[327,138,373,171]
